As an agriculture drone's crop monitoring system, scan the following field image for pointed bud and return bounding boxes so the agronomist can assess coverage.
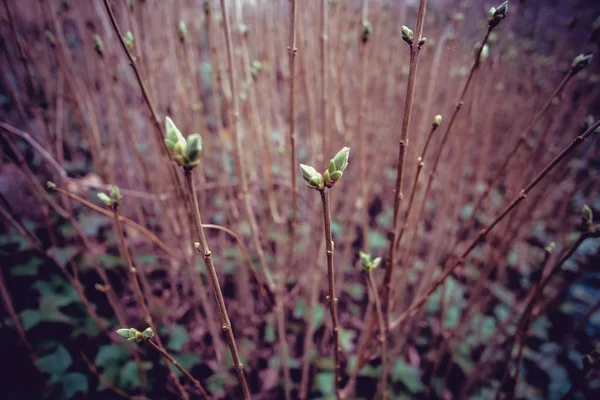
[324,169,332,186]
[47,181,56,190]
[401,25,414,44]
[329,170,343,182]
[183,134,203,169]
[97,192,112,207]
[362,21,372,43]
[116,328,132,339]
[433,115,442,128]
[165,116,187,165]
[488,1,508,28]
[582,204,593,225]
[142,327,154,339]
[308,173,324,190]
[123,31,135,51]
[480,44,489,61]
[544,242,556,254]
[332,147,350,172]
[372,257,382,268]
[110,186,122,205]
[300,164,319,182]
[94,35,104,55]
[178,21,187,41]
[571,54,593,75]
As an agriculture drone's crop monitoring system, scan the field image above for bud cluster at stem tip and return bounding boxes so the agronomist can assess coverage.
[300,147,350,191]
[488,1,508,29]
[571,54,593,75]
[165,117,203,170]
[359,251,381,272]
[116,327,154,343]
[98,186,122,208]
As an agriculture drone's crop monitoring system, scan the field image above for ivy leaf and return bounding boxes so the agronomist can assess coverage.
[172,354,202,377]
[95,344,128,389]
[312,304,325,331]
[11,257,44,276]
[120,360,152,389]
[313,371,335,395]
[39,345,72,377]
[47,246,78,268]
[391,359,424,393]
[367,231,387,250]
[62,372,88,399]
[167,325,189,352]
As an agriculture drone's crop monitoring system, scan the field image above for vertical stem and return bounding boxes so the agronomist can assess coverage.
[320,0,329,163]
[366,271,387,400]
[382,0,428,326]
[288,0,298,270]
[185,170,250,399]
[357,0,370,252]
[320,189,341,399]
[0,263,42,376]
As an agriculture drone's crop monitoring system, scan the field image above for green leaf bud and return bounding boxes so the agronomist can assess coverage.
[329,170,343,182]
[488,1,508,29]
[362,20,372,43]
[142,327,154,339]
[123,31,135,51]
[110,186,122,205]
[178,21,187,41]
[332,147,350,172]
[571,54,593,75]
[165,116,187,165]
[300,164,319,182]
[582,204,593,225]
[401,25,414,44]
[308,173,324,190]
[324,169,332,186]
[116,328,132,339]
[47,181,56,190]
[94,35,104,55]
[97,192,112,207]
[183,134,203,169]
[433,115,442,128]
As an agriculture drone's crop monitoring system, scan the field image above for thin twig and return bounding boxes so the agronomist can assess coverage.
[112,204,190,400]
[320,189,342,399]
[80,352,132,400]
[382,0,428,325]
[185,170,250,399]
[145,340,210,400]
[366,269,387,400]
[391,119,600,330]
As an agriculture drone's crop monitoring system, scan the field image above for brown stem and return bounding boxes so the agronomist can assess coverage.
[144,340,210,399]
[0,263,42,377]
[468,68,576,233]
[390,119,600,331]
[320,0,329,162]
[366,270,387,400]
[112,206,189,400]
[80,352,132,399]
[320,189,342,399]
[184,170,250,399]
[357,0,371,253]
[382,0,428,326]
[287,0,298,275]
[499,248,553,400]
